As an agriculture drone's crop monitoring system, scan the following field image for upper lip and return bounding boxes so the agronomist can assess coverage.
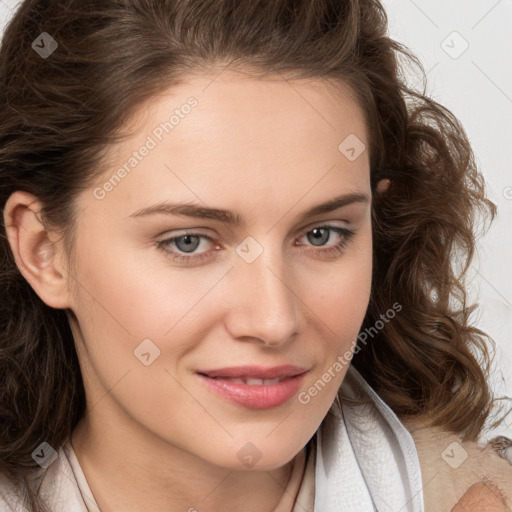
[197,365,308,379]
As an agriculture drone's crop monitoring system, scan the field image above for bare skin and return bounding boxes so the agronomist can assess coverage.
[451,482,509,511]
[4,69,376,511]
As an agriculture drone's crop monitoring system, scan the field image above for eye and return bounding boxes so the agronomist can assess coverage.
[296,225,355,259]
[157,231,217,263]
[157,225,355,264]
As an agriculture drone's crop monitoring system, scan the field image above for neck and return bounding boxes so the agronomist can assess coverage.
[70,408,303,512]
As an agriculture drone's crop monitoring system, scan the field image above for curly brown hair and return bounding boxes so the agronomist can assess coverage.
[0,0,508,510]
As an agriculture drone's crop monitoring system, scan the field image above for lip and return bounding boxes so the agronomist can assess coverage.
[196,365,308,410]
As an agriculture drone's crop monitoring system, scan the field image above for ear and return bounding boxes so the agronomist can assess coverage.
[3,190,73,309]
[375,178,391,194]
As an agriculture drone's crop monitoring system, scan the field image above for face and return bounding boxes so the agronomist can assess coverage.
[66,70,373,471]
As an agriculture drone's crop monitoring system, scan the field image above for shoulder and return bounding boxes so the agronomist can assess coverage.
[402,418,512,512]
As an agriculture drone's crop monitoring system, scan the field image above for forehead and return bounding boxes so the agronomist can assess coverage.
[125,68,368,156]
[84,69,370,219]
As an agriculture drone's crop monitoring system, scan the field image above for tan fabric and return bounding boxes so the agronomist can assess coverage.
[402,418,512,512]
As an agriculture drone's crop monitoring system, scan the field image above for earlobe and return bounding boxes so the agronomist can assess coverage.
[3,190,73,310]
[375,178,391,194]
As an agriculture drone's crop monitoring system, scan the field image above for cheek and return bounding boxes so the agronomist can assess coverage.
[72,233,209,339]
[68,247,206,432]
[301,229,372,399]
[308,229,373,338]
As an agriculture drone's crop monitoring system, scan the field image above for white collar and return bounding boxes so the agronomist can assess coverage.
[314,364,425,511]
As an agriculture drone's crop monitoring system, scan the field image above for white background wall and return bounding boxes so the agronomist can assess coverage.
[1,0,511,440]
[382,0,512,440]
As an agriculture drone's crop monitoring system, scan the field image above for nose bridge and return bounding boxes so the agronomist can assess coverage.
[227,238,299,344]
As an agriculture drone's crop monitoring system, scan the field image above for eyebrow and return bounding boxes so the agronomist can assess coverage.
[128,192,369,225]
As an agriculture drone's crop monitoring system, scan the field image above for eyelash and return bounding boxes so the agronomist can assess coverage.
[157,225,355,264]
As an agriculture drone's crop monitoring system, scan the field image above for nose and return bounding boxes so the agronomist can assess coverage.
[223,248,300,347]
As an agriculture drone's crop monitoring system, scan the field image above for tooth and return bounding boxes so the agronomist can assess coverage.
[211,376,283,385]
[223,377,245,384]
[246,378,264,386]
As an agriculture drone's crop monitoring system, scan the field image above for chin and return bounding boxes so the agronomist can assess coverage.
[206,437,309,472]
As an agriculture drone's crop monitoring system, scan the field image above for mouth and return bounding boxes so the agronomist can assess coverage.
[196,364,307,380]
[195,365,308,409]
[203,376,286,385]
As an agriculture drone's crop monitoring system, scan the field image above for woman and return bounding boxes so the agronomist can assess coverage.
[0,0,511,510]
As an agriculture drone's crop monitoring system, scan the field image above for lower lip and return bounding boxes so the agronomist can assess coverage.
[197,373,307,409]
